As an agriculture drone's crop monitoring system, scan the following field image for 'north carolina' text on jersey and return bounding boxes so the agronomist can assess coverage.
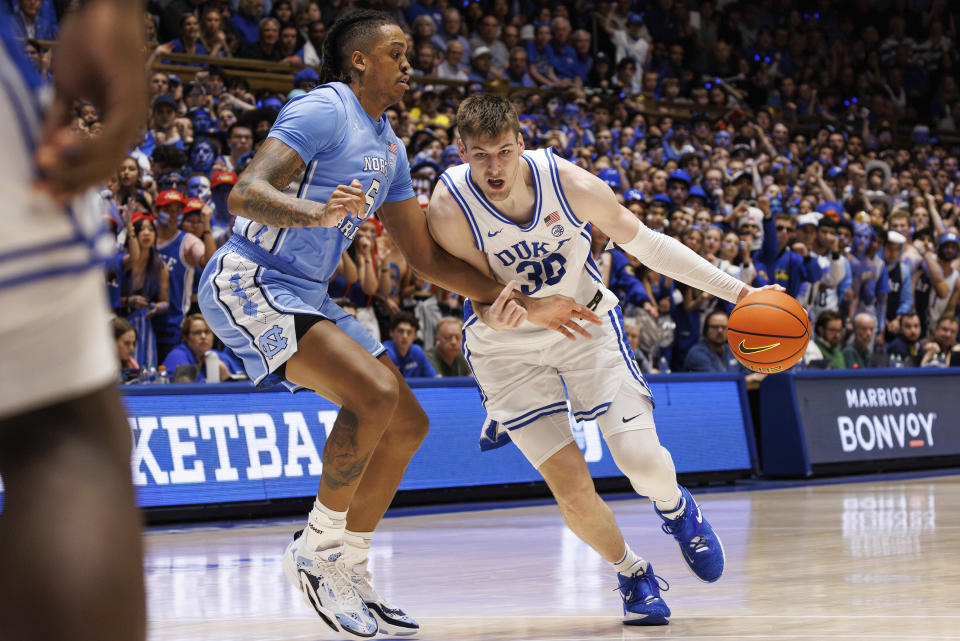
[229,82,413,285]
[440,148,620,346]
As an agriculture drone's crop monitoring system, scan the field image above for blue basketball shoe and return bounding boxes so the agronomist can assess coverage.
[617,561,671,626]
[656,486,725,583]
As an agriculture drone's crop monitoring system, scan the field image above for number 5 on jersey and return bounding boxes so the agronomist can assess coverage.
[363,179,380,218]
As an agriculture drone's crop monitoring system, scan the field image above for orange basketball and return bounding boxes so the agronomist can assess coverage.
[727,289,811,373]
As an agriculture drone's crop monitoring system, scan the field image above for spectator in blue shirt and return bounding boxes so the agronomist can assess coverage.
[383,312,437,379]
[504,47,535,87]
[683,311,744,373]
[167,13,209,56]
[548,17,578,87]
[566,29,594,86]
[10,0,58,41]
[526,23,560,88]
[683,310,763,384]
[231,0,264,49]
[162,314,237,383]
[768,212,822,298]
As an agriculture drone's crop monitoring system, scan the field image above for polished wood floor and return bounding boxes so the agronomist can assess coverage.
[145,474,960,640]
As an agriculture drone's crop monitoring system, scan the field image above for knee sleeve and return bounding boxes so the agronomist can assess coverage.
[603,429,678,503]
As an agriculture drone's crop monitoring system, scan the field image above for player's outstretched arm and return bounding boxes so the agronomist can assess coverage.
[35,0,147,199]
[229,138,365,228]
[381,185,600,338]
[409,181,600,340]
[558,159,776,304]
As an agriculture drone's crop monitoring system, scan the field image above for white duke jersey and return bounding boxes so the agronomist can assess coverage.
[439,148,619,347]
[0,13,112,292]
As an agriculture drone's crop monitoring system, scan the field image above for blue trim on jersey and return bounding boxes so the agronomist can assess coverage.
[585,252,603,284]
[502,400,568,428]
[608,309,646,387]
[546,150,583,227]
[579,230,604,283]
[0,11,42,91]
[573,401,611,421]
[267,229,283,253]
[464,154,541,231]
[210,253,270,385]
[464,314,478,329]
[0,235,86,264]
[440,173,484,252]
[0,55,39,153]
[504,404,569,431]
[0,15,43,153]
[297,160,317,198]
[0,258,102,291]
[461,341,488,407]
[272,228,289,254]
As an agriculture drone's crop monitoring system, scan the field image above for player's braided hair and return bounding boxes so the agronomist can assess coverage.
[319,9,396,85]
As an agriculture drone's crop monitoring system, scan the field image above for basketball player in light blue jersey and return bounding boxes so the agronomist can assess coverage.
[197,10,599,638]
[428,95,784,626]
[0,2,148,641]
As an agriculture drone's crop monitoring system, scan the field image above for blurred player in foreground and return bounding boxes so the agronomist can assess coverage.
[0,1,147,640]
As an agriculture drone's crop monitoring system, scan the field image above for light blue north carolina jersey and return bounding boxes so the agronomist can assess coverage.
[230,82,414,283]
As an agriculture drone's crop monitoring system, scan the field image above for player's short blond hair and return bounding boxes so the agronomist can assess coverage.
[456,94,520,144]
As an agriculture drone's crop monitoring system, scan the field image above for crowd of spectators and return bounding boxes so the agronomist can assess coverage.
[13,0,960,382]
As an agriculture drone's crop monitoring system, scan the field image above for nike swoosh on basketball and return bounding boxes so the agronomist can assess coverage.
[622,413,642,423]
[738,339,781,355]
[487,229,503,237]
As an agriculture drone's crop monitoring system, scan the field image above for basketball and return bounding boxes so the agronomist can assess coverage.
[727,289,810,373]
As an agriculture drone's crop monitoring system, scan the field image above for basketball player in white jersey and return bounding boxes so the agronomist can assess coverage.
[0,2,147,641]
[428,95,782,625]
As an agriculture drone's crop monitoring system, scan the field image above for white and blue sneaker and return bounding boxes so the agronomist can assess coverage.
[617,561,671,626]
[282,531,378,638]
[656,486,725,583]
[345,564,419,637]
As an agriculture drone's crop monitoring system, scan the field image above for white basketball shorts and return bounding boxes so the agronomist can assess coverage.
[465,306,655,465]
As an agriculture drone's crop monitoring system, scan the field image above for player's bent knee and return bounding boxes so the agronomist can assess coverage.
[384,402,429,449]
[344,367,400,418]
[603,430,678,501]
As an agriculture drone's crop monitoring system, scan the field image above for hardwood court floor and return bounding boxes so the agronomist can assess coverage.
[145,474,960,640]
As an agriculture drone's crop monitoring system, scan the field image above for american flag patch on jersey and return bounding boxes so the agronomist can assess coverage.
[544,210,561,226]
[387,142,398,154]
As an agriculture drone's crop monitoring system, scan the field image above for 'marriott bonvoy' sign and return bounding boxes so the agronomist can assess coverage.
[795,375,958,465]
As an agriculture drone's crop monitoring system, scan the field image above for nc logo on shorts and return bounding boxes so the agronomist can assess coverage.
[258,325,288,359]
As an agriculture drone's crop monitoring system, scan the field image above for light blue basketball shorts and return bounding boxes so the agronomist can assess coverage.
[198,246,384,391]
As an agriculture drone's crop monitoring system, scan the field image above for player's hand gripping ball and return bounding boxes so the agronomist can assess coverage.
[727,289,810,373]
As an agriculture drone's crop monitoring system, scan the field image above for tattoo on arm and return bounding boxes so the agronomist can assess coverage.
[321,408,369,491]
[231,138,327,228]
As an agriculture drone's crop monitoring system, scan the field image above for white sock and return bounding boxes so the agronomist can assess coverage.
[304,499,347,552]
[655,488,684,519]
[341,529,373,574]
[611,545,646,576]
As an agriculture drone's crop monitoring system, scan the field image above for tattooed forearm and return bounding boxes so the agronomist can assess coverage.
[228,137,328,228]
[321,408,369,491]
